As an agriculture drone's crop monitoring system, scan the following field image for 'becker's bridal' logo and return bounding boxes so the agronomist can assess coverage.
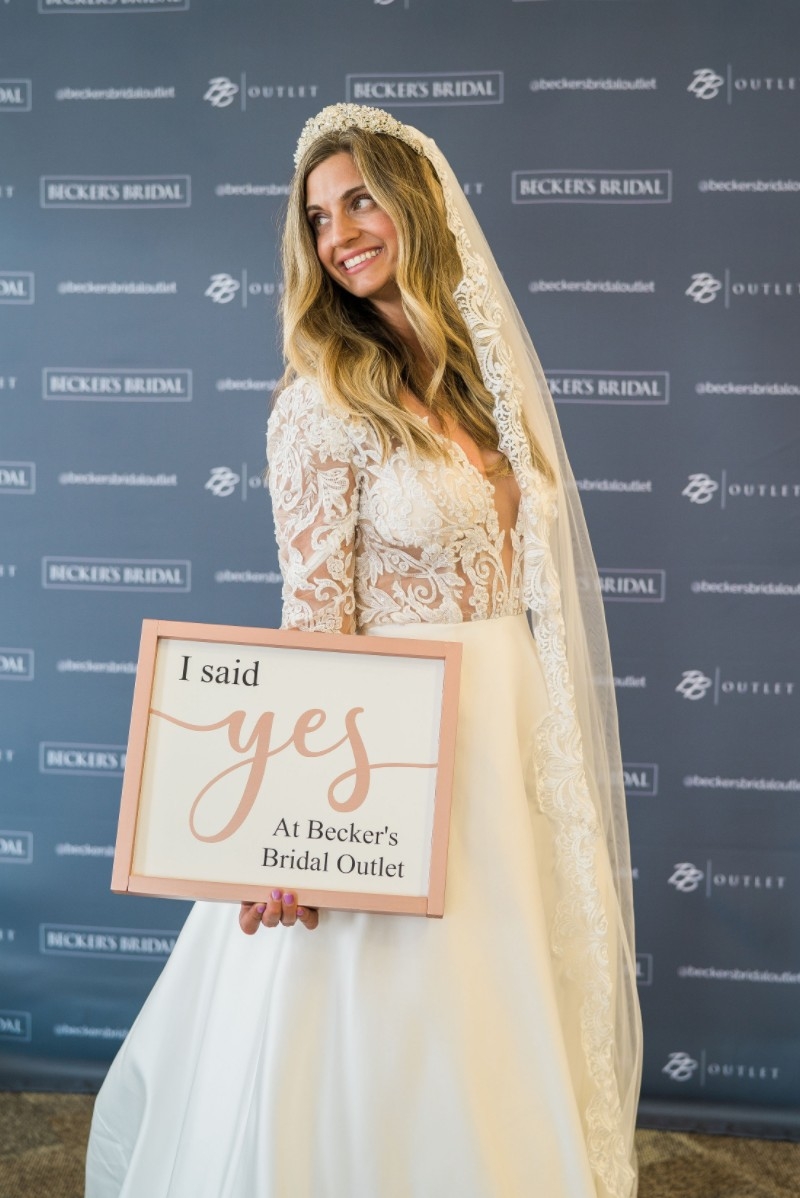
[43,369,192,402]
[0,462,36,494]
[0,80,32,113]
[599,569,665,603]
[623,764,658,797]
[0,831,34,864]
[40,925,177,960]
[41,177,190,209]
[513,170,671,204]
[547,370,669,405]
[0,1011,32,1042]
[0,272,34,304]
[347,71,503,105]
[42,557,191,592]
[0,649,34,682]
[39,743,127,776]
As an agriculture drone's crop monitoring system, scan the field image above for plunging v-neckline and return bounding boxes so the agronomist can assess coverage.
[446,438,522,587]
[410,410,522,590]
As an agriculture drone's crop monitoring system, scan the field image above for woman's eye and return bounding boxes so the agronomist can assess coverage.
[353,194,373,210]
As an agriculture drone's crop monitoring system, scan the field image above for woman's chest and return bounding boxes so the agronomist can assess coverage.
[355,448,506,548]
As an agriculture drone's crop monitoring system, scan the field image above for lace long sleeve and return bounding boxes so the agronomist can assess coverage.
[267,379,359,634]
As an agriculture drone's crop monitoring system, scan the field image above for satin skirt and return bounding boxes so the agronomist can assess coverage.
[86,614,605,1198]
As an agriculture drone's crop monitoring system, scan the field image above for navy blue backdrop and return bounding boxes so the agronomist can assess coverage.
[1,0,799,1137]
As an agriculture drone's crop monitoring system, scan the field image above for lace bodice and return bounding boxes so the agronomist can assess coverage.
[267,377,524,632]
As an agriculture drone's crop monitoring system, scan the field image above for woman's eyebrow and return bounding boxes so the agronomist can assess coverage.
[306,183,366,214]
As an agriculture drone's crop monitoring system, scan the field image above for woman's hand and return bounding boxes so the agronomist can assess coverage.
[239,890,319,934]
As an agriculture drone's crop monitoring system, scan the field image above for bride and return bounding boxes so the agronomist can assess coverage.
[86,104,642,1198]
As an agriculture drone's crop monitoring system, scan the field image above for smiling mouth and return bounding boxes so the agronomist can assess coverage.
[341,247,382,271]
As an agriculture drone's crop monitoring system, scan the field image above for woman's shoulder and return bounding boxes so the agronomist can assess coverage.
[268,375,369,461]
[269,374,326,422]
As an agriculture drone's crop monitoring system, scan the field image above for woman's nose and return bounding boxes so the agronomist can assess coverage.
[329,208,358,245]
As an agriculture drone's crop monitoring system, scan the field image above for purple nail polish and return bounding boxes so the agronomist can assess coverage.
[271,889,282,901]
[256,905,265,914]
[297,907,306,917]
[284,893,295,905]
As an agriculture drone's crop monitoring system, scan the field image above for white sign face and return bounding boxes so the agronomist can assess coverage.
[114,622,460,917]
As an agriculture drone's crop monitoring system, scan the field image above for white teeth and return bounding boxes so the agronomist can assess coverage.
[343,248,381,270]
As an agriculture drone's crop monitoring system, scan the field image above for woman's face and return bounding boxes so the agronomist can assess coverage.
[305,152,400,307]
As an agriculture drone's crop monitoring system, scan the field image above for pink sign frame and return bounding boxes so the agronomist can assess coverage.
[112,620,461,917]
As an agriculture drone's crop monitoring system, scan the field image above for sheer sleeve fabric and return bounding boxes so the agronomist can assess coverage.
[267,379,358,634]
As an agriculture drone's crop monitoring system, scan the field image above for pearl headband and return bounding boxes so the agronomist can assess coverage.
[293,103,425,168]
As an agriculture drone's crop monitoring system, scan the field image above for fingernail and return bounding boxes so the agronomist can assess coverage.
[271,889,282,900]
[256,905,266,914]
[297,907,306,917]
[283,893,295,905]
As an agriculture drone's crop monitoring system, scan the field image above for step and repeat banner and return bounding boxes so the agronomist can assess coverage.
[1,0,799,1135]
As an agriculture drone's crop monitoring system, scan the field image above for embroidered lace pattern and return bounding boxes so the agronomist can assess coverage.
[267,378,523,632]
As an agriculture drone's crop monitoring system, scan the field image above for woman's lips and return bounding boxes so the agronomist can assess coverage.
[340,247,383,272]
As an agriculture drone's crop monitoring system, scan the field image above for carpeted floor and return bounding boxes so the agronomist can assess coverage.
[636,1127,800,1198]
[0,1093,92,1198]
[1,1092,799,1197]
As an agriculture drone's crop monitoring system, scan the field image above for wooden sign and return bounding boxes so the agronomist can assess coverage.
[112,620,461,917]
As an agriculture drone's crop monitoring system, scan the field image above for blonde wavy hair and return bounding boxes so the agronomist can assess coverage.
[279,127,553,482]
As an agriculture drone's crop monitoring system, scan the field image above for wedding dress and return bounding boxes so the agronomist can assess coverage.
[85,377,638,1198]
